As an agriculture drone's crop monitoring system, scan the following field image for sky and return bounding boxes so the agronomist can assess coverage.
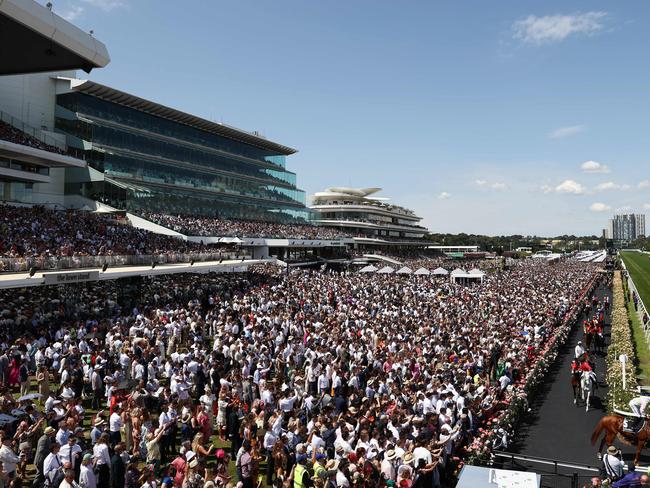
[45,0,650,236]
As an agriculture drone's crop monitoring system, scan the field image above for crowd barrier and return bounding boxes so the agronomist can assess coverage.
[0,252,251,273]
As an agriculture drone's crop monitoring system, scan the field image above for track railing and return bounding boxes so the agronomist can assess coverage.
[619,252,650,342]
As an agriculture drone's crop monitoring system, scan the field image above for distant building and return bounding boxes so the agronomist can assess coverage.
[310,187,428,241]
[611,214,645,243]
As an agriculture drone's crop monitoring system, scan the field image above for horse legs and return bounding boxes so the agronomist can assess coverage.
[572,384,577,404]
[635,441,643,465]
[586,390,590,412]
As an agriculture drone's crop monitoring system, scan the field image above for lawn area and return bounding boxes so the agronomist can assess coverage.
[620,251,650,384]
[620,250,650,309]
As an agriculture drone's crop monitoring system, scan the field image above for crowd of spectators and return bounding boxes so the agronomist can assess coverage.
[140,213,355,240]
[0,205,210,261]
[0,121,66,155]
[0,258,602,487]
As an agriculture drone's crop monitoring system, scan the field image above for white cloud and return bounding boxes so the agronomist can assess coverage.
[556,179,586,195]
[595,182,631,191]
[548,125,586,139]
[475,179,487,186]
[616,205,633,213]
[644,203,650,210]
[540,184,553,194]
[581,160,610,173]
[639,180,650,189]
[438,192,451,200]
[59,5,84,21]
[513,12,607,45]
[589,202,611,212]
[491,182,508,190]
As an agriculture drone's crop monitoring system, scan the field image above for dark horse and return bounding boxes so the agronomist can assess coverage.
[591,414,650,465]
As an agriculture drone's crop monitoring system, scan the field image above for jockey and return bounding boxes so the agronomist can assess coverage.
[579,360,593,373]
[629,396,650,417]
[571,359,580,374]
[575,341,585,359]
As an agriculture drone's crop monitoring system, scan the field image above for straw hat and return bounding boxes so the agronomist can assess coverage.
[402,452,414,465]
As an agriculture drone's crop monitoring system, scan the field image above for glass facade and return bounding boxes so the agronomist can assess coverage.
[55,92,308,222]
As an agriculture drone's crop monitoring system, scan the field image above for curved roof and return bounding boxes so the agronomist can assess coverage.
[0,0,109,75]
[68,79,297,155]
[325,187,381,197]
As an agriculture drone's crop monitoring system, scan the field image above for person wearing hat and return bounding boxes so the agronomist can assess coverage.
[79,452,97,488]
[602,445,624,482]
[91,417,106,445]
[381,449,397,481]
[33,425,56,486]
[291,453,310,488]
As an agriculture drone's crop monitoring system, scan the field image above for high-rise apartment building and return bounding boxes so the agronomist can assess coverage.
[611,214,646,242]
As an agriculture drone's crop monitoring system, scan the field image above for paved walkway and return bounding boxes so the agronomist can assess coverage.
[506,279,650,485]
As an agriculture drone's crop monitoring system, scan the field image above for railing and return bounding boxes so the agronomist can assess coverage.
[0,110,67,151]
[0,251,251,274]
[619,253,650,342]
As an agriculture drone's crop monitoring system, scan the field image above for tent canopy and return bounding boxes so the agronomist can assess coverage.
[432,267,449,275]
[414,267,430,275]
[450,268,467,276]
[377,266,395,274]
[395,266,412,274]
[358,265,378,273]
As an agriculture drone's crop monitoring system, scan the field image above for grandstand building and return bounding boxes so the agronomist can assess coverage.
[310,187,428,242]
[54,78,308,223]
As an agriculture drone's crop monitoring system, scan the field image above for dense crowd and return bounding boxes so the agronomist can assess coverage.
[0,258,601,488]
[139,213,354,240]
[0,206,206,260]
[0,122,66,156]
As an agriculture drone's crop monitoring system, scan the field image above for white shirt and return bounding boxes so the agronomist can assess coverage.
[60,443,83,469]
[93,443,110,466]
[0,444,20,474]
[43,452,63,480]
[109,412,123,432]
[80,464,97,488]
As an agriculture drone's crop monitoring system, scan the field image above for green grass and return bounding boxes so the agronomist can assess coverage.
[620,250,650,311]
[626,296,650,384]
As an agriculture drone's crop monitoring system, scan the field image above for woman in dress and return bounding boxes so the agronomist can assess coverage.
[36,365,50,400]
[216,390,229,441]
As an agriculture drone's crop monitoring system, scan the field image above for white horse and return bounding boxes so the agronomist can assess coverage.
[581,370,597,412]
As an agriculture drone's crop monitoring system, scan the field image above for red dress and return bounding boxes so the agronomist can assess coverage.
[7,359,19,386]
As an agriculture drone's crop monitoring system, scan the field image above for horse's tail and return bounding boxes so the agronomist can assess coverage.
[591,418,605,445]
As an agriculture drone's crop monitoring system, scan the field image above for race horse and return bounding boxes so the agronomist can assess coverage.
[571,370,581,404]
[581,371,597,412]
[591,414,650,465]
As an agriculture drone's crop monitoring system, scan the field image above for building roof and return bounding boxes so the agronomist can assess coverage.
[0,0,109,75]
[66,79,297,155]
[0,139,86,168]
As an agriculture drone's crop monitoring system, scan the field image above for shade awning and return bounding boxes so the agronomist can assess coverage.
[414,267,431,275]
[377,266,395,274]
[358,265,378,273]
[432,267,449,275]
[395,266,412,274]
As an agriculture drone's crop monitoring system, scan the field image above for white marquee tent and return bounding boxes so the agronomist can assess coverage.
[377,266,395,274]
[432,267,449,276]
[395,266,413,274]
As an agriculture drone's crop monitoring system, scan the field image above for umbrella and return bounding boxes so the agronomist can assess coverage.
[11,408,27,417]
[0,414,17,426]
[414,267,430,276]
[17,393,41,402]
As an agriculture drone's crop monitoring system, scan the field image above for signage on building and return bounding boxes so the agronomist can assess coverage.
[43,271,100,285]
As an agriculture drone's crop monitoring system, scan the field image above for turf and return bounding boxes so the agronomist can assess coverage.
[620,251,650,311]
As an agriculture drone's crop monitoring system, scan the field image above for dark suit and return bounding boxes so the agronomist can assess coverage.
[109,453,125,488]
[32,433,52,487]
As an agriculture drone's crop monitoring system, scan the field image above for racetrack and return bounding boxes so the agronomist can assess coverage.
[504,277,650,485]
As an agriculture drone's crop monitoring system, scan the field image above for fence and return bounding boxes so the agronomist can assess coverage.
[491,451,649,488]
[619,252,650,342]
[0,251,251,274]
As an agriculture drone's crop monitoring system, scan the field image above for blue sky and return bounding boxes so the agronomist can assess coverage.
[49,0,650,235]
